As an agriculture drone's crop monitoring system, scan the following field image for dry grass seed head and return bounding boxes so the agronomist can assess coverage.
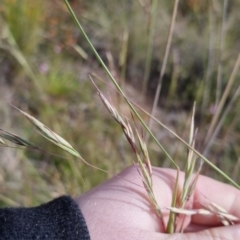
[0,136,6,145]
[16,108,81,158]
[0,129,36,148]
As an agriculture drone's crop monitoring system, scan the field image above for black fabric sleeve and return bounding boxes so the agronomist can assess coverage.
[0,196,90,240]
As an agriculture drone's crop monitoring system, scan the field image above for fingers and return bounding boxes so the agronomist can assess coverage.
[150,167,240,226]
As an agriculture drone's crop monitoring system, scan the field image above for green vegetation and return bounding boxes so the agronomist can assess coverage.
[0,0,240,217]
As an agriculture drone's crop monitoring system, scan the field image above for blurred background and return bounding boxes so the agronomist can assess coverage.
[0,0,240,206]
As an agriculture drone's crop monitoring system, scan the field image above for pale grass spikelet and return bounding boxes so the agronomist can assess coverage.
[16,108,81,158]
[9,106,107,172]
[122,119,136,153]
[92,80,137,153]
[0,129,36,148]
[202,200,239,225]
[136,130,152,180]
[165,206,212,216]
[0,136,6,145]
[98,90,125,127]
[165,205,239,224]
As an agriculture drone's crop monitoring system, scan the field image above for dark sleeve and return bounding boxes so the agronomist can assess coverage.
[0,196,90,240]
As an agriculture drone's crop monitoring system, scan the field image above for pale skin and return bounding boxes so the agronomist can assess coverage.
[75,165,240,240]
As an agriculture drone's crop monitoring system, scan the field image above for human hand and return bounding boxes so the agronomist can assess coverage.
[75,165,240,240]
